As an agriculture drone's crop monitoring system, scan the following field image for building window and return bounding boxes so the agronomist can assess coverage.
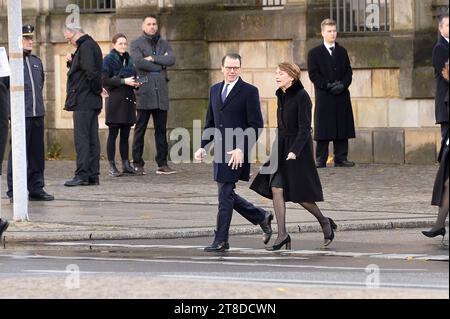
[223,0,285,9]
[330,0,391,33]
[73,0,116,13]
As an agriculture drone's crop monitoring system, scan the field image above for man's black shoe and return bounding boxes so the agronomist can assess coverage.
[64,176,89,187]
[88,176,100,186]
[29,191,55,202]
[0,219,9,238]
[316,162,326,168]
[204,241,230,252]
[334,160,355,167]
[260,211,273,244]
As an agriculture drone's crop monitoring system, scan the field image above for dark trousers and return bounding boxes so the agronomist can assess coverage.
[73,110,100,181]
[0,116,7,175]
[107,125,132,162]
[7,117,45,197]
[316,139,349,164]
[0,96,8,174]
[215,182,266,242]
[132,109,168,168]
[441,122,449,140]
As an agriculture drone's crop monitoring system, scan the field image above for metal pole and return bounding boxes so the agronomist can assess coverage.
[337,0,340,31]
[343,0,346,32]
[384,0,388,31]
[357,0,360,31]
[7,0,29,221]
[350,0,353,32]
[330,0,333,20]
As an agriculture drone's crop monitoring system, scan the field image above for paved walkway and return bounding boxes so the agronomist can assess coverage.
[0,161,446,243]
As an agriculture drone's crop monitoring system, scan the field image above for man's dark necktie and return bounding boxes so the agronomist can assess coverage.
[221,84,229,103]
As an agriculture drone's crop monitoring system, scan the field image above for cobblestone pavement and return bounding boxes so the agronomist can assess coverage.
[0,161,446,242]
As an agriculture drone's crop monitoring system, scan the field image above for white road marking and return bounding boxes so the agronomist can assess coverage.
[370,254,429,260]
[45,242,205,249]
[35,242,450,262]
[0,253,428,271]
[160,274,449,290]
[191,256,308,261]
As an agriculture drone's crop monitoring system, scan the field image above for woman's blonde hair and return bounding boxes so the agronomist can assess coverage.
[278,62,301,81]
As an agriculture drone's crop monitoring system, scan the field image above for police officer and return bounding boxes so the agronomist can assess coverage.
[6,25,54,202]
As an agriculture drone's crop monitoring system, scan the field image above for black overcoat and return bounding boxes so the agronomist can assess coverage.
[65,35,103,111]
[250,81,324,203]
[201,77,263,183]
[432,35,449,124]
[432,91,449,206]
[308,42,355,141]
[102,50,137,126]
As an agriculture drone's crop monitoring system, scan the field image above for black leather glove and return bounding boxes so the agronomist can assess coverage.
[329,82,345,95]
[326,82,335,91]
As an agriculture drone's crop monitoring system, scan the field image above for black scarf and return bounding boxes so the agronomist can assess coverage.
[102,49,136,78]
[143,32,160,53]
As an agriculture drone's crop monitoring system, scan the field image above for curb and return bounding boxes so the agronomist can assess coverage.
[2,219,440,244]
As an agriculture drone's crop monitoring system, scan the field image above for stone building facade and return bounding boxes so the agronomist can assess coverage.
[0,0,448,164]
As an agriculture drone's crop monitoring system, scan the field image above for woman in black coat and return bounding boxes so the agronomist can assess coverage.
[102,33,139,176]
[422,62,449,239]
[250,63,336,250]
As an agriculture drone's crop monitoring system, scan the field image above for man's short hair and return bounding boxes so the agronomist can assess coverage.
[143,14,158,22]
[65,26,84,34]
[438,13,449,26]
[221,53,242,66]
[321,18,337,31]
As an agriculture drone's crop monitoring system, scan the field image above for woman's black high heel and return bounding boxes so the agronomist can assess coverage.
[323,218,337,247]
[422,228,446,238]
[266,235,291,251]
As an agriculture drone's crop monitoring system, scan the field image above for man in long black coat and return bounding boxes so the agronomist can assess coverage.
[308,19,355,168]
[432,13,449,140]
[194,54,273,252]
[63,27,103,187]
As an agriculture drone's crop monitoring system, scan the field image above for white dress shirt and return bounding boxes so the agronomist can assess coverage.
[324,42,336,56]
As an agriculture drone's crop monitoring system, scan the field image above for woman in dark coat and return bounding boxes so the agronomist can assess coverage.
[102,33,139,176]
[250,63,336,251]
[422,61,449,239]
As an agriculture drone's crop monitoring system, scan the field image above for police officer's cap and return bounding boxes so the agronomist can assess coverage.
[22,24,35,37]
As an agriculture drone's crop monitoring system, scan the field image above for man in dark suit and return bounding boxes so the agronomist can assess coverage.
[194,53,273,252]
[63,27,103,187]
[308,19,356,168]
[432,13,449,140]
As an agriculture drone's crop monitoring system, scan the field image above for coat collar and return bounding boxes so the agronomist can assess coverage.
[439,35,449,47]
[276,80,304,98]
[76,34,90,47]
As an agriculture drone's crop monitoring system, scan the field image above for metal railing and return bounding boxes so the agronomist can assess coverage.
[223,0,285,8]
[73,0,116,13]
[330,0,391,33]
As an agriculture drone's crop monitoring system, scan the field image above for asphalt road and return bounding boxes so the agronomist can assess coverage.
[0,228,448,299]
